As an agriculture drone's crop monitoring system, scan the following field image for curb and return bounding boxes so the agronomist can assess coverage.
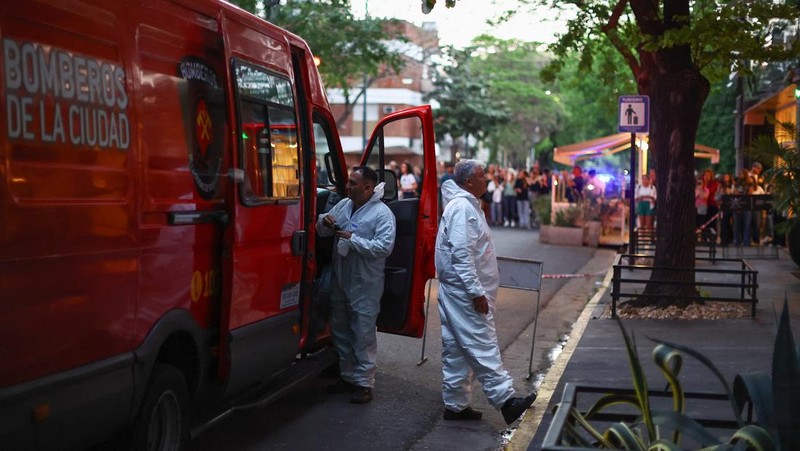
[505,264,615,450]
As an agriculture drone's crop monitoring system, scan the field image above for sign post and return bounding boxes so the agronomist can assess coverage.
[619,95,649,262]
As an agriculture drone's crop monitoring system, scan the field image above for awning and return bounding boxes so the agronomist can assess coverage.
[554,133,720,166]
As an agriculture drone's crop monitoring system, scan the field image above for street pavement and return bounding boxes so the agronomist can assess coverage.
[190,227,615,450]
[511,247,800,450]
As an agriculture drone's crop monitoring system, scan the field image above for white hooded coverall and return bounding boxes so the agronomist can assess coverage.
[435,179,515,411]
[316,182,396,388]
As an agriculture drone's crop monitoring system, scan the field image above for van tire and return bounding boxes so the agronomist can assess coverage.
[131,364,190,451]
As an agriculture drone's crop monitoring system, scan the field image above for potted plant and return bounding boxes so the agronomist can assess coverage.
[543,298,799,450]
[537,198,584,246]
[747,120,800,266]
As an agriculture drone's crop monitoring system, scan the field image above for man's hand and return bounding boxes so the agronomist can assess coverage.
[323,214,336,228]
[472,295,489,315]
[336,230,353,240]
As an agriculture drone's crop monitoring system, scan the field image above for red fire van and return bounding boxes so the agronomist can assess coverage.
[0,1,438,449]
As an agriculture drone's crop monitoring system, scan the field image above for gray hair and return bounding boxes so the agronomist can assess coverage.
[453,159,483,185]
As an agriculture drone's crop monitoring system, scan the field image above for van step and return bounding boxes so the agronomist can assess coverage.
[190,346,337,438]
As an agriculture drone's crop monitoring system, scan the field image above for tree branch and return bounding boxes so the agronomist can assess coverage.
[601,0,628,34]
[604,29,642,83]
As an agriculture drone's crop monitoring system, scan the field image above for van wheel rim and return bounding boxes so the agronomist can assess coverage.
[148,390,182,451]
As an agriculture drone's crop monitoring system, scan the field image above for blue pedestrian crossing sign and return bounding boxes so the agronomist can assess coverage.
[618,95,649,133]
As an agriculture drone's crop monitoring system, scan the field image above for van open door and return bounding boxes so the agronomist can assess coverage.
[216,15,306,394]
[360,106,437,338]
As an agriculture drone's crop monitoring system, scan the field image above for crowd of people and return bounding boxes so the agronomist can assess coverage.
[402,158,779,247]
[483,164,553,228]
[695,162,777,247]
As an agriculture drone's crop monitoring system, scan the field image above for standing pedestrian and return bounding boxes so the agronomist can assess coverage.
[734,168,750,246]
[435,160,537,424]
[634,173,656,230]
[514,170,531,229]
[316,167,397,404]
[400,162,418,199]
[528,167,542,226]
[566,165,585,204]
[748,173,766,245]
[488,173,504,226]
[502,171,517,227]
[718,173,735,246]
[695,177,709,237]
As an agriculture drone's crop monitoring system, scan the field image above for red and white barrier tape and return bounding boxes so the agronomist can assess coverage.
[694,211,721,233]
[542,270,607,280]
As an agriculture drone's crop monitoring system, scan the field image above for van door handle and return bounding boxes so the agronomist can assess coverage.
[292,231,306,256]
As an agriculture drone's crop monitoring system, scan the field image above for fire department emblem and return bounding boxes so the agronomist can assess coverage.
[178,57,225,200]
[195,99,212,157]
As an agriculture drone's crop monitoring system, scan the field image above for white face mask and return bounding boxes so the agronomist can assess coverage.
[337,237,351,257]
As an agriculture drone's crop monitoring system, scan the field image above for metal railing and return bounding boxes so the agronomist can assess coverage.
[631,228,717,260]
[542,383,751,450]
[610,254,758,318]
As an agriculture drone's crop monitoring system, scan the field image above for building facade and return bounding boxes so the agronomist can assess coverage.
[327,20,440,169]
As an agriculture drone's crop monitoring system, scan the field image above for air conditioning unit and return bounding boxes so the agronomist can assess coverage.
[382,105,396,115]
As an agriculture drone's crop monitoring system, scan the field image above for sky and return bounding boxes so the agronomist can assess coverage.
[350,0,571,48]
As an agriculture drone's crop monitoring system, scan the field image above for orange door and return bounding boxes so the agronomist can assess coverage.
[360,106,438,337]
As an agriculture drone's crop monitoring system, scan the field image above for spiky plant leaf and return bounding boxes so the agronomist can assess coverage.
[569,407,616,448]
[649,410,721,447]
[733,372,775,439]
[604,422,647,450]
[647,336,743,426]
[728,424,776,451]
[618,319,657,441]
[772,297,800,449]
[584,393,641,420]
[652,344,685,445]
[646,439,682,450]
[563,420,594,447]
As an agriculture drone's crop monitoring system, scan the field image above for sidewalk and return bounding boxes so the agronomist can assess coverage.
[509,247,800,450]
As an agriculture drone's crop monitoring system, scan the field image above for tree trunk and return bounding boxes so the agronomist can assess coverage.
[638,49,709,308]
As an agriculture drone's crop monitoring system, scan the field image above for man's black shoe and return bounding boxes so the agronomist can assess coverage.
[350,386,373,404]
[326,379,356,394]
[501,393,537,425]
[443,406,483,420]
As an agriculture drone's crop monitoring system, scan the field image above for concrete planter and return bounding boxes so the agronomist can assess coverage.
[583,221,601,248]
[540,225,584,246]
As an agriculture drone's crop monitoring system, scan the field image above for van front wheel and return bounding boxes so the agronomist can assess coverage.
[132,364,190,451]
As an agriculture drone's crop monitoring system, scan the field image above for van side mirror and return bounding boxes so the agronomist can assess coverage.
[381,169,398,201]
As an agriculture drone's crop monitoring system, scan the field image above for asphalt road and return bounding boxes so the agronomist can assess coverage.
[191,227,612,451]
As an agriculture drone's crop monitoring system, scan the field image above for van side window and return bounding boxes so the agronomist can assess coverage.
[235,63,300,202]
[312,121,337,188]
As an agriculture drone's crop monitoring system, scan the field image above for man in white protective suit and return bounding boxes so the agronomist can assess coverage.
[316,166,396,404]
[435,160,537,424]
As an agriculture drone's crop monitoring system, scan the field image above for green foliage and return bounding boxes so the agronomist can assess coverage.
[546,45,635,151]
[467,37,568,166]
[530,0,800,87]
[696,81,737,174]
[227,0,406,119]
[554,205,582,227]
[747,120,800,234]
[533,195,552,225]
[554,299,800,449]
[425,46,511,154]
